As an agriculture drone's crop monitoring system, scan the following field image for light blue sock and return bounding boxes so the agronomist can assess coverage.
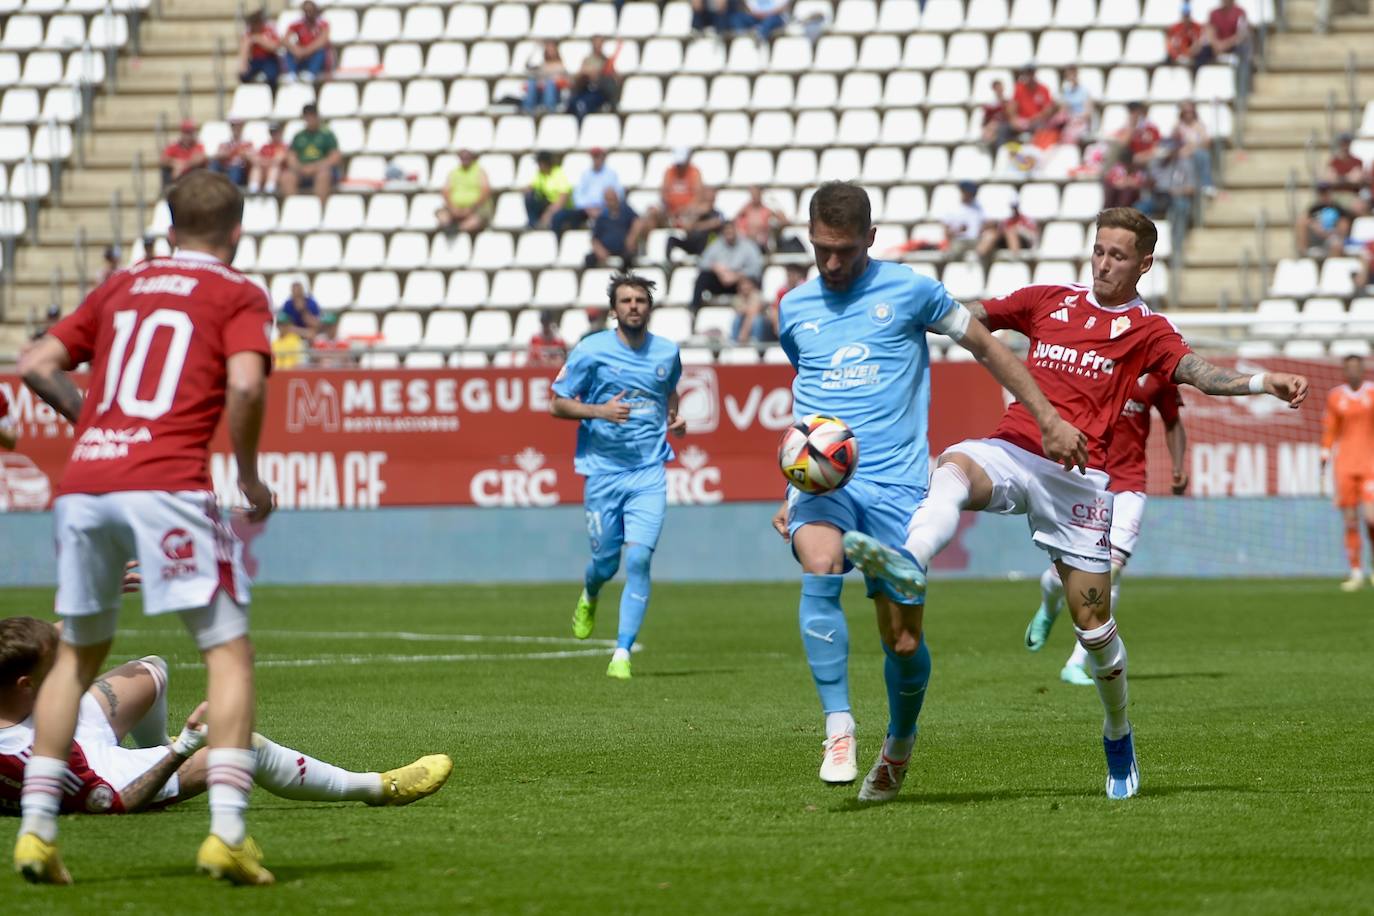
[882,636,931,744]
[799,573,850,714]
[616,544,653,651]
[584,553,619,599]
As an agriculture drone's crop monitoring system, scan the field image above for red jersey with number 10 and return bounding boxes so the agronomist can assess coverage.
[980,284,1192,470]
[1107,372,1182,493]
[47,250,272,496]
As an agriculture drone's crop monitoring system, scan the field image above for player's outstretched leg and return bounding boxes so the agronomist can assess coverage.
[608,544,653,680]
[798,573,857,782]
[860,634,931,803]
[1025,565,1064,652]
[250,734,453,806]
[576,553,618,639]
[841,533,926,601]
[902,461,973,570]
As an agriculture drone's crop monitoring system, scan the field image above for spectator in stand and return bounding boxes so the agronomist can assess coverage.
[1058,65,1095,144]
[284,1,331,84]
[272,313,306,369]
[1010,65,1056,135]
[280,104,341,201]
[730,0,793,41]
[1103,147,1147,209]
[738,262,805,344]
[1139,137,1197,255]
[735,185,782,252]
[1166,3,1203,66]
[210,116,253,188]
[690,221,763,316]
[280,279,323,341]
[586,187,638,267]
[1355,238,1374,293]
[1297,182,1354,255]
[566,147,623,230]
[690,0,730,34]
[584,36,622,109]
[1116,101,1162,166]
[566,73,608,123]
[98,246,120,283]
[526,151,578,233]
[248,121,288,194]
[1175,100,1216,196]
[238,8,282,91]
[941,180,985,259]
[436,148,493,234]
[980,79,1012,152]
[627,147,704,255]
[31,304,60,341]
[528,310,570,367]
[1325,132,1367,216]
[1191,0,1252,97]
[665,187,725,262]
[159,119,207,188]
[523,40,566,114]
[976,197,1040,260]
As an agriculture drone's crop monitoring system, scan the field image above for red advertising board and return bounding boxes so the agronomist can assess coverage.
[0,364,1007,510]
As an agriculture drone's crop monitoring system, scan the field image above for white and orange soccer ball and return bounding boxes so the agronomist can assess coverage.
[778,415,859,494]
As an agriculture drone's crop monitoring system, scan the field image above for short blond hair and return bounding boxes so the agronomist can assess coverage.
[1096,207,1157,257]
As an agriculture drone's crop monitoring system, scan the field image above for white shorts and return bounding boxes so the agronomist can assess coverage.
[54,490,251,618]
[944,438,1114,573]
[1109,490,1147,566]
[75,694,179,807]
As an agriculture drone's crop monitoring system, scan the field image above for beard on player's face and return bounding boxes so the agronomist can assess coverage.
[614,297,649,331]
[811,221,873,291]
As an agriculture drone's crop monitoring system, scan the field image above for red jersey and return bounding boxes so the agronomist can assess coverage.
[0,725,124,815]
[1166,21,1201,59]
[287,17,328,49]
[1128,121,1161,156]
[1106,372,1182,493]
[216,138,253,168]
[48,249,272,496]
[162,141,204,163]
[980,284,1192,470]
[0,388,9,421]
[247,24,280,61]
[257,140,288,161]
[1013,81,1052,120]
[1209,6,1246,40]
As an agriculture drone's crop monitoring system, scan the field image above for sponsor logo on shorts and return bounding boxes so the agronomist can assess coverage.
[1069,498,1111,532]
[160,528,198,580]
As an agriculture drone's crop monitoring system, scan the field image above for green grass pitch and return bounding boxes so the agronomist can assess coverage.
[3,579,1372,914]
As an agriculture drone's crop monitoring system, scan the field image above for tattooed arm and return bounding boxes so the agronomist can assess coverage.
[116,750,188,812]
[1173,353,1309,408]
[18,336,83,424]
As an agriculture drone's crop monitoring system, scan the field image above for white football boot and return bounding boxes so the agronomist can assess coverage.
[819,732,858,784]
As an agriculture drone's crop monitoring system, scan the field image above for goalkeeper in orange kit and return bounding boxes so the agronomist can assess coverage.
[1321,354,1374,591]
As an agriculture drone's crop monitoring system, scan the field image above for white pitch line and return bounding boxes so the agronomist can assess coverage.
[120,628,618,648]
[170,648,619,670]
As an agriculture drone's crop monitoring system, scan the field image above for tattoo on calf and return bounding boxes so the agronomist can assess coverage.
[1079,587,1106,609]
[93,678,118,717]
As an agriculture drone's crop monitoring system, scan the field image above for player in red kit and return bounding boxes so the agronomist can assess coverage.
[844,208,1308,801]
[1026,370,1189,685]
[14,170,276,886]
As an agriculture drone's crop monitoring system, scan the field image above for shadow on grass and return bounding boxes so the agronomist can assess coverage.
[81,859,391,885]
[1129,672,1228,681]
[831,782,1255,812]
[635,668,746,678]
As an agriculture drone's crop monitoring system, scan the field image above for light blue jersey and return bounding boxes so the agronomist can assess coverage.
[552,329,682,477]
[780,259,964,487]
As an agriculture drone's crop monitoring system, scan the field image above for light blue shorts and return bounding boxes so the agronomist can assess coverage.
[583,464,667,561]
[787,478,927,605]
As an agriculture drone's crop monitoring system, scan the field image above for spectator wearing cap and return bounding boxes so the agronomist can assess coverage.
[565,147,623,230]
[525,151,575,231]
[527,310,569,367]
[1010,66,1056,134]
[284,0,331,84]
[977,198,1040,260]
[941,180,985,259]
[1297,182,1354,256]
[436,148,493,234]
[211,117,254,188]
[280,104,341,201]
[665,187,725,261]
[160,119,207,188]
[1175,101,1216,196]
[627,148,703,254]
[238,8,282,91]
[690,220,763,316]
[586,187,638,267]
[249,121,289,194]
[1166,3,1203,65]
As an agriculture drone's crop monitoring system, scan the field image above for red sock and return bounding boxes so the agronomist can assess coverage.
[1346,523,1362,571]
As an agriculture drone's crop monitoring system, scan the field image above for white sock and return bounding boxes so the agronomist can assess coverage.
[883,733,915,762]
[904,463,971,568]
[1073,619,1130,740]
[824,710,855,739]
[19,755,68,843]
[1039,565,1064,617]
[207,747,256,846]
[251,733,381,803]
[129,656,170,747]
[611,647,630,663]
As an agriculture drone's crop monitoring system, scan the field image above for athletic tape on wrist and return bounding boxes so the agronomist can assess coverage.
[1248,372,1268,394]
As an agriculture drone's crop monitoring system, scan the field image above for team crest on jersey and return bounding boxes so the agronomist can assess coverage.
[656,365,668,379]
[870,302,894,326]
[1110,316,1132,339]
[1061,293,1081,307]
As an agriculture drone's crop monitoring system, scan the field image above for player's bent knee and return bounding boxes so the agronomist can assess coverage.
[624,544,653,575]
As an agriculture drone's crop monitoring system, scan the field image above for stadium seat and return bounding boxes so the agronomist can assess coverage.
[447,270,490,309]
[941,262,986,300]
[919,1,964,31]
[1269,258,1319,298]
[943,33,988,71]
[1252,298,1299,338]
[45,15,86,50]
[1317,258,1361,296]
[256,233,300,272]
[664,75,708,112]
[1078,29,1123,68]
[726,35,768,74]
[1282,340,1326,359]
[1123,29,1166,66]
[902,34,945,70]
[1148,66,1192,103]
[814,36,858,73]
[381,311,423,348]
[1052,0,1096,28]
[1059,183,1104,220]
[648,307,692,342]
[682,37,727,75]
[694,305,736,339]
[877,0,921,32]
[336,311,380,343]
[793,111,837,148]
[1301,297,1347,337]
[279,196,323,234]
[1331,339,1372,358]
[989,31,1034,70]
[1031,260,1077,286]
[1010,0,1053,28]
[1104,66,1148,104]
[965,0,1010,30]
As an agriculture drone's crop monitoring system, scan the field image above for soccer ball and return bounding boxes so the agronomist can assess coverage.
[778,415,858,494]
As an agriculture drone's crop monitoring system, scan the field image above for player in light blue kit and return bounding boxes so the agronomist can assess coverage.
[774,182,1083,797]
[551,272,686,680]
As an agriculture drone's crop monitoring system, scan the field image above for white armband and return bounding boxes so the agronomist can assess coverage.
[929,303,972,342]
[1248,372,1268,394]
